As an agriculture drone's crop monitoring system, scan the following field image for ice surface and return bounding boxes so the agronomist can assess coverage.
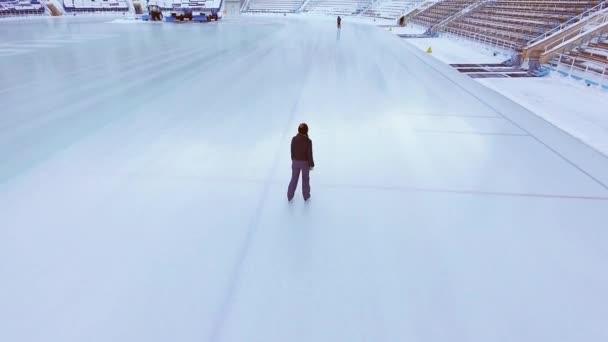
[387,23,427,35]
[1,16,608,342]
[478,75,608,157]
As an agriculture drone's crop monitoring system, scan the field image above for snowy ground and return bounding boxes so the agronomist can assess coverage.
[401,36,508,64]
[478,75,608,157]
[1,16,608,342]
[383,23,427,35]
[396,31,608,158]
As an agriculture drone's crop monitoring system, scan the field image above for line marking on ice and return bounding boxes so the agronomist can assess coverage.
[412,129,530,136]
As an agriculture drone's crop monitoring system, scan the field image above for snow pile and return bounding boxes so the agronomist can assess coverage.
[478,74,608,156]
[402,36,507,64]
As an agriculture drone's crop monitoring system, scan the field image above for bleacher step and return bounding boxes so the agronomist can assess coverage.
[450,63,537,78]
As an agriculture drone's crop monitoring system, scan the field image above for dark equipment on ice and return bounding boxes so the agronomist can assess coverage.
[398,16,405,26]
[148,5,163,21]
[169,6,220,22]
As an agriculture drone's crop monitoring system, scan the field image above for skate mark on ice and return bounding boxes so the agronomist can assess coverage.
[401,113,503,118]
[320,183,608,201]
[207,41,313,341]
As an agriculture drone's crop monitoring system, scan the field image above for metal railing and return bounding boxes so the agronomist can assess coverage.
[431,0,490,33]
[442,25,520,50]
[550,51,608,89]
[240,0,252,12]
[526,0,608,47]
[359,0,423,18]
[442,25,518,56]
[542,9,608,54]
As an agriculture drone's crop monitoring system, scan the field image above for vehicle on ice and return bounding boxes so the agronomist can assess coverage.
[143,0,223,22]
[147,4,163,21]
[168,0,223,22]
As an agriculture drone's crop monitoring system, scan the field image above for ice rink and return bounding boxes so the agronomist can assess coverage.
[1,16,608,342]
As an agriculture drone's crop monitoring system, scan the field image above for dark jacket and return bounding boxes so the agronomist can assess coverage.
[291,133,315,167]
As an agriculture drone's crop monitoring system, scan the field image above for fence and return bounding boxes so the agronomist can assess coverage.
[442,26,518,55]
[540,8,608,55]
[526,0,608,47]
[550,52,608,89]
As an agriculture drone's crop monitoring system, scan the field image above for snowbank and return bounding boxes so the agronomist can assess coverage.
[478,75,608,156]
[402,36,507,64]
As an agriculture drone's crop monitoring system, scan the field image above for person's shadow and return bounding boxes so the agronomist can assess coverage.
[336,29,341,42]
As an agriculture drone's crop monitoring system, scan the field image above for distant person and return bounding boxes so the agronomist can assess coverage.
[337,16,342,29]
[287,123,315,202]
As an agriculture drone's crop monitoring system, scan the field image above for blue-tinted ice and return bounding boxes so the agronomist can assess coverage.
[1,16,608,342]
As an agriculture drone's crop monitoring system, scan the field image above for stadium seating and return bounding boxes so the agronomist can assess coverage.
[63,0,128,12]
[0,0,46,17]
[410,0,474,27]
[245,0,304,13]
[443,0,601,50]
[302,0,372,16]
[360,0,421,20]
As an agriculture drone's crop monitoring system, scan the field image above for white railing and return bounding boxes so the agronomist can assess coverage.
[526,0,608,47]
[443,21,525,47]
[443,25,518,53]
[359,0,423,19]
[551,52,608,89]
[297,0,314,12]
[240,0,251,12]
[542,10,608,54]
[357,0,376,16]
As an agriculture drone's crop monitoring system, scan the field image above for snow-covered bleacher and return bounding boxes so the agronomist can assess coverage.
[360,0,421,20]
[245,0,304,13]
[0,0,45,17]
[63,0,128,13]
[443,0,601,50]
[302,0,371,16]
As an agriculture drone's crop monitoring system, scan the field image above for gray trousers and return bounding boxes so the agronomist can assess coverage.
[287,160,310,200]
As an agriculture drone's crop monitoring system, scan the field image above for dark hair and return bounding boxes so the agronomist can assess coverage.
[298,123,309,135]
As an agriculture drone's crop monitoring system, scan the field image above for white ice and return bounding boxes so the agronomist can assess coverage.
[478,75,608,157]
[1,16,608,342]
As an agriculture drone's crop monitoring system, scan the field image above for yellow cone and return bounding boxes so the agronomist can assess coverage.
[426,46,433,54]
